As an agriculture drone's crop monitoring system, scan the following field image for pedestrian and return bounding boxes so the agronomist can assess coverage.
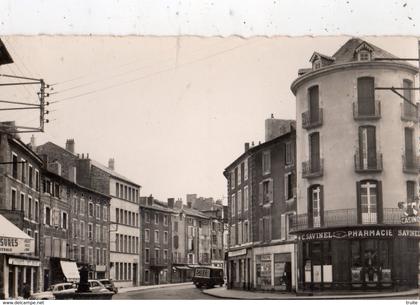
[22,282,31,299]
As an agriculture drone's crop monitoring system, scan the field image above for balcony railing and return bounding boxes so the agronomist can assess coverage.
[302,159,324,178]
[302,108,323,129]
[150,257,168,267]
[401,102,419,122]
[290,208,409,232]
[353,100,381,120]
[402,154,419,174]
[354,150,383,173]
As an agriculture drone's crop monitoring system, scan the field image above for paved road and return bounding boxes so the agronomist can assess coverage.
[113,283,218,300]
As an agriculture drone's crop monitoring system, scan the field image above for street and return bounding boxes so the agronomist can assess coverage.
[113,283,218,300]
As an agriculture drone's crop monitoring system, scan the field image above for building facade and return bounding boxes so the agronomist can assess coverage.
[140,196,173,285]
[290,38,419,291]
[224,118,297,292]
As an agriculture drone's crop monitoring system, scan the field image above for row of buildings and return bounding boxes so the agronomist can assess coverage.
[224,38,420,293]
[0,39,226,299]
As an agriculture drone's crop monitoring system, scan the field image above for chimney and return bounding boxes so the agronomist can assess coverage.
[244,142,250,152]
[65,139,75,154]
[147,195,154,206]
[30,135,36,148]
[168,198,175,209]
[187,202,192,209]
[108,158,115,170]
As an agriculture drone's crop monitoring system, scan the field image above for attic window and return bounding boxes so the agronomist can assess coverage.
[358,50,371,61]
[313,59,321,70]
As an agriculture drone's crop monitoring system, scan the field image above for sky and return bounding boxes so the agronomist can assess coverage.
[0,36,418,202]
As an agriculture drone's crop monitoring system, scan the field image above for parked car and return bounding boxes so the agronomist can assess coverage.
[192,266,224,289]
[98,279,118,294]
[30,283,76,300]
[87,279,111,293]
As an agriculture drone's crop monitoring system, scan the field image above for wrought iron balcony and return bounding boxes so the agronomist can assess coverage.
[354,150,383,173]
[302,108,323,129]
[401,102,419,122]
[290,208,409,232]
[302,159,324,178]
[402,154,419,174]
[353,100,381,120]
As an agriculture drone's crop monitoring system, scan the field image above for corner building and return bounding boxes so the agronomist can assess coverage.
[290,38,419,292]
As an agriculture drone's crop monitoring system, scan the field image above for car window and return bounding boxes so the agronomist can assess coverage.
[101,280,110,285]
[57,286,63,291]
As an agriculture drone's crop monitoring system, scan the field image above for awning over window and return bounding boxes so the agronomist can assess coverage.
[0,214,33,254]
[60,261,80,282]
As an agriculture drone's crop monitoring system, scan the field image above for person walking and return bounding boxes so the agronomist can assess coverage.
[22,282,31,299]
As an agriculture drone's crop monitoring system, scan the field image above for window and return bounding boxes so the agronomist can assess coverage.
[238,221,242,245]
[262,151,271,175]
[164,231,168,244]
[62,212,68,229]
[102,226,106,242]
[21,159,26,183]
[145,248,150,263]
[154,213,159,224]
[313,59,321,70]
[44,236,51,257]
[358,50,371,61]
[237,164,242,186]
[96,224,100,241]
[27,196,32,219]
[120,185,123,199]
[80,221,85,240]
[124,235,128,252]
[34,200,39,222]
[80,198,85,215]
[237,190,242,215]
[243,221,249,243]
[96,248,100,265]
[407,181,416,203]
[89,202,94,217]
[308,85,320,124]
[231,193,236,216]
[72,220,77,238]
[284,172,294,200]
[259,216,271,242]
[28,165,33,188]
[155,249,160,260]
[11,188,17,210]
[358,126,377,169]
[163,215,168,226]
[404,127,415,167]
[357,77,375,116]
[124,186,128,200]
[103,249,107,265]
[116,234,120,251]
[145,229,150,242]
[103,206,107,221]
[145,212,150,223]
[260,179,273,205]
[88,247,93,264]
[174,221,178,233]
[308,185,323,228]
[163,249,168,261]
[35,170,40,191]
[20,192,25,212]
[12,153,18,179]
[45,207,51,225]
[244,158,248,181]
[285,142,294,165]
[116,183,119,197]
[96,204,100,219]
[128,211,131,226]
[230,170,235,189]
[154,230,159,243]
[88,223,93,240]
[124,210,128,224]
[54,183,60,198]
[80,246,85,262]
[230,224,236,246]
[359,181,378,224]
[116,208,120,223]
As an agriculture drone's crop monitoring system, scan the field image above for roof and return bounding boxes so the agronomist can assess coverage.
[0,39,13,65]
[90,159,140,187]
[310,52,334,63]
[174,206,210,219]
[140,200,177,214]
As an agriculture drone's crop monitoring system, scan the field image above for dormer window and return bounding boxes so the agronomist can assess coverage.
[358,50,371,61]
[313,60,321,70]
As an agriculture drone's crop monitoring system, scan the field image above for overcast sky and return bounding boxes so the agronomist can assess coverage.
[0,36,418,202]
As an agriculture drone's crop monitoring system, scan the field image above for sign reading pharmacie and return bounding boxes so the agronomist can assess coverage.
[298,227,420,241]
[0,236,33,254]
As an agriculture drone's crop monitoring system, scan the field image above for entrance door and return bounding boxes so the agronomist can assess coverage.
[132,264,138,285]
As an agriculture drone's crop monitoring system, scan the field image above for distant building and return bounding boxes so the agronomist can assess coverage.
[140,196,174,285]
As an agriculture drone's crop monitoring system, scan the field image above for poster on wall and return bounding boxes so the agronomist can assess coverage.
[323,265,332,283]
[351,267,362,282]
[313,265,322,283]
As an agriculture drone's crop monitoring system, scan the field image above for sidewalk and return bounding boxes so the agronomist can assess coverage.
[118,282,193,294]
[202,287,419,300]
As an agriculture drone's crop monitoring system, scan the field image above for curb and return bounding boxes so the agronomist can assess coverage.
[119,282,193,294]
[201,288,419,300]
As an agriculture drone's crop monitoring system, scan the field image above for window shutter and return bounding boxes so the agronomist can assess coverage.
[307,187,313,228]
[319,185,324,226]
[356,182,362,224]
[377,181,383,224]
[259,218,263,241]
[259,182,263,205]
[268,179,274,203]
[281,214,286,240]
[284,174,288,200]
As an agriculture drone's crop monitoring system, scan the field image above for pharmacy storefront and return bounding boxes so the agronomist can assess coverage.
[295,226,420,292]
[0,214,35,299]
[253,243,296,292]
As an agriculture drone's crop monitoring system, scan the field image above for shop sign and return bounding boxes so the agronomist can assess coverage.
[8,258,40,267]
[0,237,33,254]
[300,229,393,241]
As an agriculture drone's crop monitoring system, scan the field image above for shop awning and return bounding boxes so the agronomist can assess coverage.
[0,214,33,254]
[175,266,191,270]
[60,261,80,282]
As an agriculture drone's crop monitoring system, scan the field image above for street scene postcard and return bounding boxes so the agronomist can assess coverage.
[0,4,419,303]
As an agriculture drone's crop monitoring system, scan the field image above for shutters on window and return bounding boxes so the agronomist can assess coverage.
[357,77,375,115]
[309,86,320,122]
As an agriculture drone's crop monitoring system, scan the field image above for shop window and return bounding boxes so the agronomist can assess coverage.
[256,254,272,288]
